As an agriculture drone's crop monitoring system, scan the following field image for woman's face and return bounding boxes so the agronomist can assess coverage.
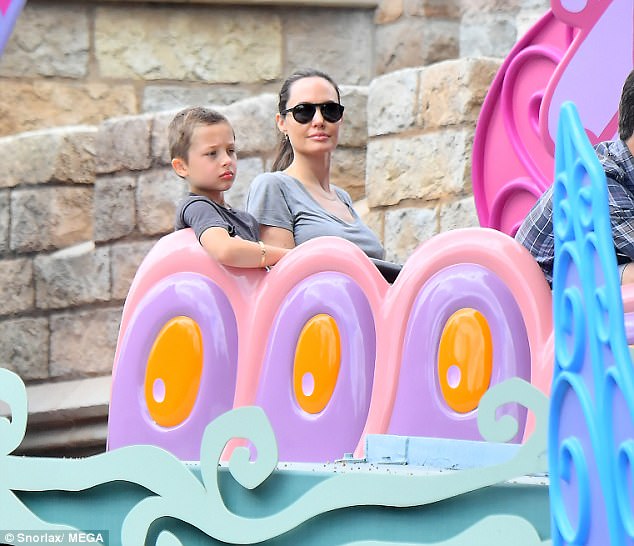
[277,76,343,157]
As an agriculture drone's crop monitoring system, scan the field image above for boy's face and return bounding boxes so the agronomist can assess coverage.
[171,122,237,202]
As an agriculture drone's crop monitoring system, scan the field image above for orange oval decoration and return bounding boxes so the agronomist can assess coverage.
[293,314,341,414]
[145,316,203,427]
[438,308,493,414]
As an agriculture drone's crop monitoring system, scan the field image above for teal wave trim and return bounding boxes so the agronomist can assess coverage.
[0,368,547,545]
[344,515,552,546]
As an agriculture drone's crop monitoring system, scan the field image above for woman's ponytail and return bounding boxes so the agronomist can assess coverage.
[272,134,294,171]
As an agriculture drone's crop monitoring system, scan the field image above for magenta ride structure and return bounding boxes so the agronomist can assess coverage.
[473,0,633,236]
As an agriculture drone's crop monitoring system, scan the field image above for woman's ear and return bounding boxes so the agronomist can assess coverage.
[275,112,286,136]
[171,157,189,177]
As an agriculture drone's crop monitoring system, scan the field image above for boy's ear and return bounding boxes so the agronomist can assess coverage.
[171,157,188,177]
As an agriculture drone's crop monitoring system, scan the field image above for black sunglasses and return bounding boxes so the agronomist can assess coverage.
[281,102,345,124]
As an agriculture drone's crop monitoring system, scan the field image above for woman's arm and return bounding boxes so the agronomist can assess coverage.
[258,225,296,249]
[200,227,290,268]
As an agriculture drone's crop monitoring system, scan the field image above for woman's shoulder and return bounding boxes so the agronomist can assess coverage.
[250,171,300,198]
[252,171,289,186]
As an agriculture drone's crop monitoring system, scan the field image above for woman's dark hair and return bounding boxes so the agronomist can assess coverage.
[271,68,342,172]
[619,69,634,141]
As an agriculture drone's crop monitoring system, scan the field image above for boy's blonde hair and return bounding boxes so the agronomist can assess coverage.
[168,106,231,161]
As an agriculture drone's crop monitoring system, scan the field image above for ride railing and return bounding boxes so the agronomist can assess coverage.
[108,226,553,462]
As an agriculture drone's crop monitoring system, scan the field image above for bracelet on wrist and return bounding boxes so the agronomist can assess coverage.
[258,240,266,268]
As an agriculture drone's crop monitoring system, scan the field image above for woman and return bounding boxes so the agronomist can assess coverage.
[246,68,389,267]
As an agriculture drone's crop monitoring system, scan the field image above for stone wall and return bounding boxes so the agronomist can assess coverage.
[0,0,548,138]
[0,0,550,455]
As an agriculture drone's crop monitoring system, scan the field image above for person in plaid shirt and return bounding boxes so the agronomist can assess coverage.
[515,69,634,287]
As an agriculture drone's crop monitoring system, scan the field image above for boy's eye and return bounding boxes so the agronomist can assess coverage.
[206,151,217,157]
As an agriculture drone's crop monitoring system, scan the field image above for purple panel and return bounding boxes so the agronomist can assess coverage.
[547,0,633,145]
[625,312,634,343]
[389,264,531,442]
[107,272,238,460]
[549,375,596,545]
[0,0,25,57]
[256,272,375,462]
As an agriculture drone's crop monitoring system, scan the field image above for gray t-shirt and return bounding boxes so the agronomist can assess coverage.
[175,193,259,242]
[246,172,385,259]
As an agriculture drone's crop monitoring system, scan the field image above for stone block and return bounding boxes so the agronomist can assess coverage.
[519,0,550,8]
[227,157,266,210]
[95,6,282,82]
[94,176,137,243]
[50,307,121,378]
[516,8,549,37]
[51,127,97,185]
[0,317,49,380]
[225,95,279,156]
[143,85,252,114]
[11,187,93,253]
[375,18,459,75]
[384,206,438,263]
[354,199,385,245]
[137,169,188,236]
[151,110,180,166]
[0,191,8,254]
[96,115,153,174]
[366,129,473,207]
[2,127,96,188]
[331,148,368,201]
[339,86,369,148]
[34,242,110,310]
[368,68,420,136]
[439,196,481,231]
[0,258,34,316]
[404,0,461,18]
[0,4,89,78]
[460,0,522,13]
[111,241,156,301]
[418,58,501,129]
[284,9,373,85]
[0,81,137,138]
[460,12,517,58]
[375,0,404,24]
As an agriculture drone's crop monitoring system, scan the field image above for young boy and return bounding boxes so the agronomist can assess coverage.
[169,106,289,268]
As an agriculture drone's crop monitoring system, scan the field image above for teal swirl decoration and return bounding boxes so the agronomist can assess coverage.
[551,101,634,545]
[0,366,549,545]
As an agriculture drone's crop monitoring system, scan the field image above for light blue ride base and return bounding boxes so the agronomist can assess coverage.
[17,458,549,546]
[364,434,522,469]
[2,365,551,545]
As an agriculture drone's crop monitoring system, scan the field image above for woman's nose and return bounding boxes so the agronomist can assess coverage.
[311,109,325,125]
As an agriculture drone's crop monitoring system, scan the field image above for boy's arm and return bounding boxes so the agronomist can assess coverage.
[607,179,634,284]
[609,182,634,258]
[199,227,289,268]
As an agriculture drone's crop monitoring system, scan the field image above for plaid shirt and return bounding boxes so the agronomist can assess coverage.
[515,139,634,285]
